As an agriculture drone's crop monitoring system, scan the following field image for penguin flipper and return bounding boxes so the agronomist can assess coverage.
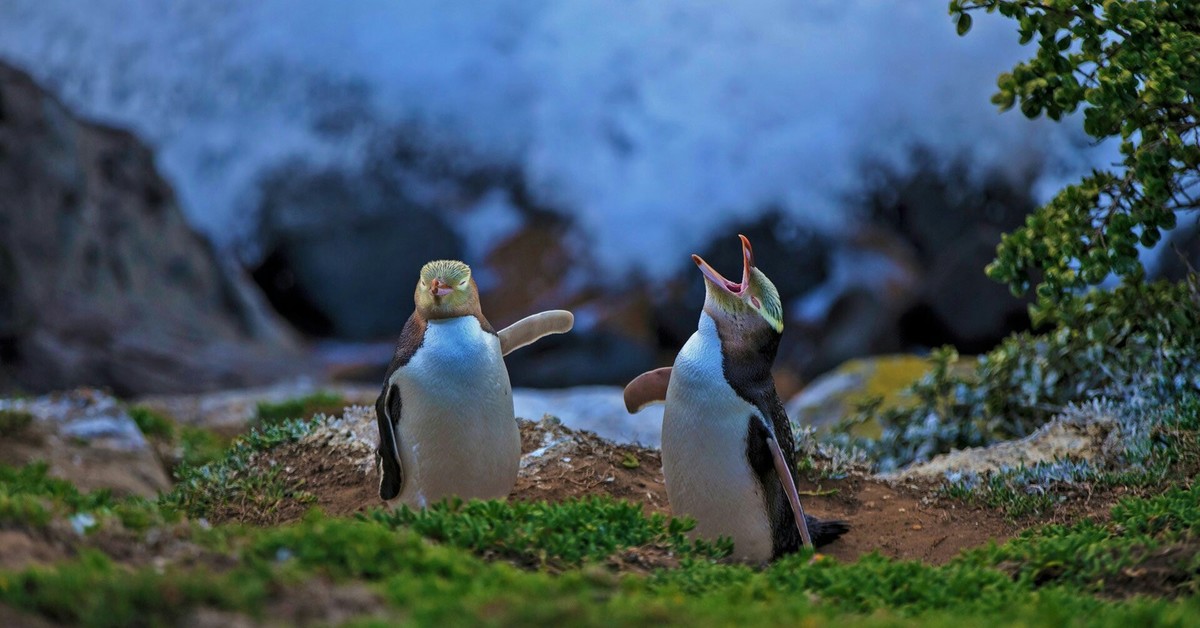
[764,434,815,548]
[376,384,404,501]
[498,310,574,355]
[623,367,672,413]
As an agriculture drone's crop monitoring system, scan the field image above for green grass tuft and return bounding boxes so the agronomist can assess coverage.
[254,392,345,426]
[127,406,175,440]
[0,463,169,531]
[160,416,322,519]
[364,497,728,566]
[0,408,34,436]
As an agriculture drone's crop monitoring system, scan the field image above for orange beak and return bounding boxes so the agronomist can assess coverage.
[429,278,454,297]
[691,234,754,296]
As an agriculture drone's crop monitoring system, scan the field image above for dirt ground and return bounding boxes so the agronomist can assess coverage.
[221,419,1023,565]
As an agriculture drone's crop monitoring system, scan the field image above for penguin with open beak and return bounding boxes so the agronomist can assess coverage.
[624,235,848,562]
[376,259,573,508]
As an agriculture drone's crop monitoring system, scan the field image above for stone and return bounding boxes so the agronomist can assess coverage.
[785,354,940,436]
[0,62,311,396]
[0,389,171,497]
[880,410,1121,483]
[904,226,1032,352]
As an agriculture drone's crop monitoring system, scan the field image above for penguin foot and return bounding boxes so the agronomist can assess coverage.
[804,515,850,548]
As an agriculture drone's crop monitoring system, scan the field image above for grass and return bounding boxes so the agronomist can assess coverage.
[127,406,175,440]
[128,405,232,476]
[364,497,730,566]
[2,482,1200,626]
[160,416,322,520]
[0,463,169,531]
[254,391,346,426]
[0,408,34,436]
[2,391,1199,625]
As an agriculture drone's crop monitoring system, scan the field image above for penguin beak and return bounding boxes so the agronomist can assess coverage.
[692,234,753,297]
[429,279,454,297]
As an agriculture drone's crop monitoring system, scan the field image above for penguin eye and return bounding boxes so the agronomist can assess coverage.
[458,279,468,289]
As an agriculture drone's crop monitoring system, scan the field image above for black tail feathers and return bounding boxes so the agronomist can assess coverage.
[804,514,850,548]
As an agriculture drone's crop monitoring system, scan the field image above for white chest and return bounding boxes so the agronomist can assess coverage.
[661,313,773,562]
[388,316,519,508]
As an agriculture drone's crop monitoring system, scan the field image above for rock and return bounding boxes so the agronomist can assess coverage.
[137,380,376,433]
[0,390,171,497]
[481,215,662,387]
[0,62,311,396]
[902,226,1032,352]
[862,153,1037,352]
[251,160,467,339]
[785,227,922,382]
[785,355,939,436]
[880,405,1122,483]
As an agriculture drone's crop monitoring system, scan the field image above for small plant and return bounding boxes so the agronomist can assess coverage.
[0,463,169,531]
[254,392,345,426]
[127,406,175,440]
[364,497,725,567]
[834,281,1200,470]
[0,408,34,436]
[161,416,323,519]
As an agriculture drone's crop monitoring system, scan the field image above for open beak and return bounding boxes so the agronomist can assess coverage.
[691,234,754,296]
[429,278,454,297]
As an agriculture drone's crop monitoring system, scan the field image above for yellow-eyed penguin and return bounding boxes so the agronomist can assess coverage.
[624,235,848,562]
[377,259,573,507]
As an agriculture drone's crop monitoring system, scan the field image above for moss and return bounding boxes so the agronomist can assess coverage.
[0,463,169,531]
[3,499,1200,626]
[127,406,175,440]
[0,409,33,437]
[177,425,228,469]
[363,497,727,566]
[254,392,345,426]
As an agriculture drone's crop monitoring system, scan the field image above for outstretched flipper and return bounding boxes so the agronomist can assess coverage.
[623,367,672,413]
[376,384,404,500]
[498,310,574,356]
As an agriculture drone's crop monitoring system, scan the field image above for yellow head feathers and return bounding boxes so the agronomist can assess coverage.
[414,260,479,319]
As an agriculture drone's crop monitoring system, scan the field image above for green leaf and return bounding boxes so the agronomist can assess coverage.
[956,12,973,36]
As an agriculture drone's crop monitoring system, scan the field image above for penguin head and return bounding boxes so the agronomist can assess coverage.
[692,234,784,335]
[414,259,480,319]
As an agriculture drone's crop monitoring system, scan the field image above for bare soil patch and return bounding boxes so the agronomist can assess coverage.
[216,418,1020,564]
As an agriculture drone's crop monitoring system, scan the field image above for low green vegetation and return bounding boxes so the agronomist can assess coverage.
[4,379,1200,624]
[366,497,730,566]
[934,391,1200,518]
[128,406,175,440]
[161,416,321,520]
[254,391,346,426]
[834,283,1200,471]
[0,408,34,436]
[128,405,231,473]
[2,448,1200,626]
[0,462,168,532]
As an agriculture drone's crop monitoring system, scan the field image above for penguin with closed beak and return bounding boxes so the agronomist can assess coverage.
[624,235,848,562]
[377,259,573,508]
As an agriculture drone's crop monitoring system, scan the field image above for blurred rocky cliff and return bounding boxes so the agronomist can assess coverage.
[0,62,312,395]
